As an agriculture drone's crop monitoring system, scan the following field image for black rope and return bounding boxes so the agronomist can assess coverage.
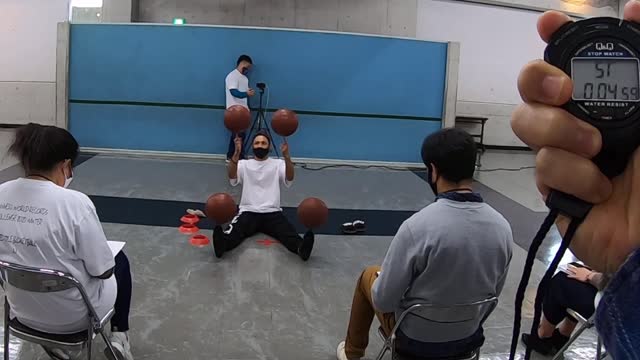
[509,209,559,360]
[525,218,581,359]
[298,162,535,173]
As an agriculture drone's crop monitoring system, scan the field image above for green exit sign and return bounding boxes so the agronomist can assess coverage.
[173,18,185,25]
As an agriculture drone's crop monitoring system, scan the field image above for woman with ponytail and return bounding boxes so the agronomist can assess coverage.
[0,124,134,360]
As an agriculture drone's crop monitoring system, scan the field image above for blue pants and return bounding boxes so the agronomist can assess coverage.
[112,252,132,332]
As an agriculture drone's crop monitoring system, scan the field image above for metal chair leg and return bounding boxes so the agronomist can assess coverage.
[99,328,118,360]
[552,323,590,360]
[375,341,390,360]
[86,327,92,360]
[4,300,9,360]
[596,336,603,359]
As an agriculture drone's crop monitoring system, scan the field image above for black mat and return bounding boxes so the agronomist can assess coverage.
[75,153,96,167]
[90,195,414,237]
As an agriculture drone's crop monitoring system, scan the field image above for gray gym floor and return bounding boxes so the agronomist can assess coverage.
[0,151,600,360]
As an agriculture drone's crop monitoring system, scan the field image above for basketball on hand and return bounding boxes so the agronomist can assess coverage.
[272,109,298,137]
[205,193,237,224]
[224,105,251,133]
[297,197,328,229]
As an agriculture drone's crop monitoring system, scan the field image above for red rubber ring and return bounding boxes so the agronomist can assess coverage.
[190,234,210,247]
[181,214,200,225]
[179,224,199,234]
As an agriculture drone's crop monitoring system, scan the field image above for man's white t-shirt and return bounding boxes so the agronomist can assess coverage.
[231,158,291,213]
[0,178,117,334]
[225,69,249,109]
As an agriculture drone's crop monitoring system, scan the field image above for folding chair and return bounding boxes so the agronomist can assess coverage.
[0,261,119,360]
[551,309,607,360]
[375,297,498,360]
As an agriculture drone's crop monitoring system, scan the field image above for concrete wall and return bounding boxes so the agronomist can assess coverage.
[102,0,133,22]
[137,0,418,37]
[417,0,620,147]
[453,0,619,17]
[0,0,69,128]
[0,0,70,170]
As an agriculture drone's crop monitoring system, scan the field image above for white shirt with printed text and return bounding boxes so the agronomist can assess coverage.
[0,178,116,334]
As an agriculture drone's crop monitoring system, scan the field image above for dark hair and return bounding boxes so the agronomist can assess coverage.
[237,55,253,66]
[421,128,476,183]
[9,123,79,173]
[252,130,271,145]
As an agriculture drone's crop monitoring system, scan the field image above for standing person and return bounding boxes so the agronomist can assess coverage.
[0,123,134,360]
[511,3,640,357]
[213,130,314,261]
[225,54,255,161]
[336,128,513,360]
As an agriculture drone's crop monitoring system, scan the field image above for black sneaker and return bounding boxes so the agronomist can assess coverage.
[298,230,315,261]
[213,225,225,258]
[522,333,554,356]
[551,329,570,353]
[353,220,366,233]
[341,222,357,235]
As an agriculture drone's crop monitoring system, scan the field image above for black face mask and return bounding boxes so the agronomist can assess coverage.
[426,168,438,196]
[253,147,269,159]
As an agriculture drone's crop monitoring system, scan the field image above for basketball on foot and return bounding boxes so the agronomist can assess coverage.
[297,197,328,229]
[205,193,237,224]
[272,109,298,137]
[224,105,251,133]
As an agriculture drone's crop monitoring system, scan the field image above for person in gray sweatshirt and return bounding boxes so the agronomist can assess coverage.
[336,128,513,360]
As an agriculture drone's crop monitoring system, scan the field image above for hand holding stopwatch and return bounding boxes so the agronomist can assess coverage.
[544,17,640,217]
[509,17,640,360]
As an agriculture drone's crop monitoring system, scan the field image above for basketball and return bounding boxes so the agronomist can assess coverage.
[297,197,328,229]
[271,109,298,137]
[205,193,237,224]
[224,105,251,133]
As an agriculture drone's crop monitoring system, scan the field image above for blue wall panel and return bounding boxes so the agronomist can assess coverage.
[70,104,441,163]
[69,24,448,162]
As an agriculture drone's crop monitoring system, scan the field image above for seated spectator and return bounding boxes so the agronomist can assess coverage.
[336,128,513,359]
[0,124,134,360]
[522,263,608,355]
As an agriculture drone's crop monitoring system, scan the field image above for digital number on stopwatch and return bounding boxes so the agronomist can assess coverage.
[545,17,640,177]
[571,58,640,101]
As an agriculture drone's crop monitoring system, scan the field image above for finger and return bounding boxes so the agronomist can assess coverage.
[518,60,573,106]
[624,0,640,22]
[536,147,612,203]
[536,177,550,202]
[512,103,601,157]
[537,11,573,43]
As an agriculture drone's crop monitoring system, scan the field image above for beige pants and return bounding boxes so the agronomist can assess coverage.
[345,265,396,359]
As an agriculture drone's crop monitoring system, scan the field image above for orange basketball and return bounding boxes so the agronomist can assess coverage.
[271,109,299,137]
[297,197,328,229]
[205,193,237,224]
[224,105,251,133]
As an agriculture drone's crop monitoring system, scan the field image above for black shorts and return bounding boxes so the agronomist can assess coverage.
[543,272,597,324]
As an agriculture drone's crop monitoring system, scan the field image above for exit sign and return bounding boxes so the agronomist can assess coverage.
[173,18,185,25]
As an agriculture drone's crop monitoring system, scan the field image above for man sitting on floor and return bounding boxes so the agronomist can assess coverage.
[212,130,314,261]
[336,128,513,359]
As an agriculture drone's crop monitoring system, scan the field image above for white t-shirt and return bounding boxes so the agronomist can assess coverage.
[230,158,291,213]
[0,178,117,334]
[225,69,249,109]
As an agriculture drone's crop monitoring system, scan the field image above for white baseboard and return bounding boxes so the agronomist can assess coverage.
[80,147,425,169]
